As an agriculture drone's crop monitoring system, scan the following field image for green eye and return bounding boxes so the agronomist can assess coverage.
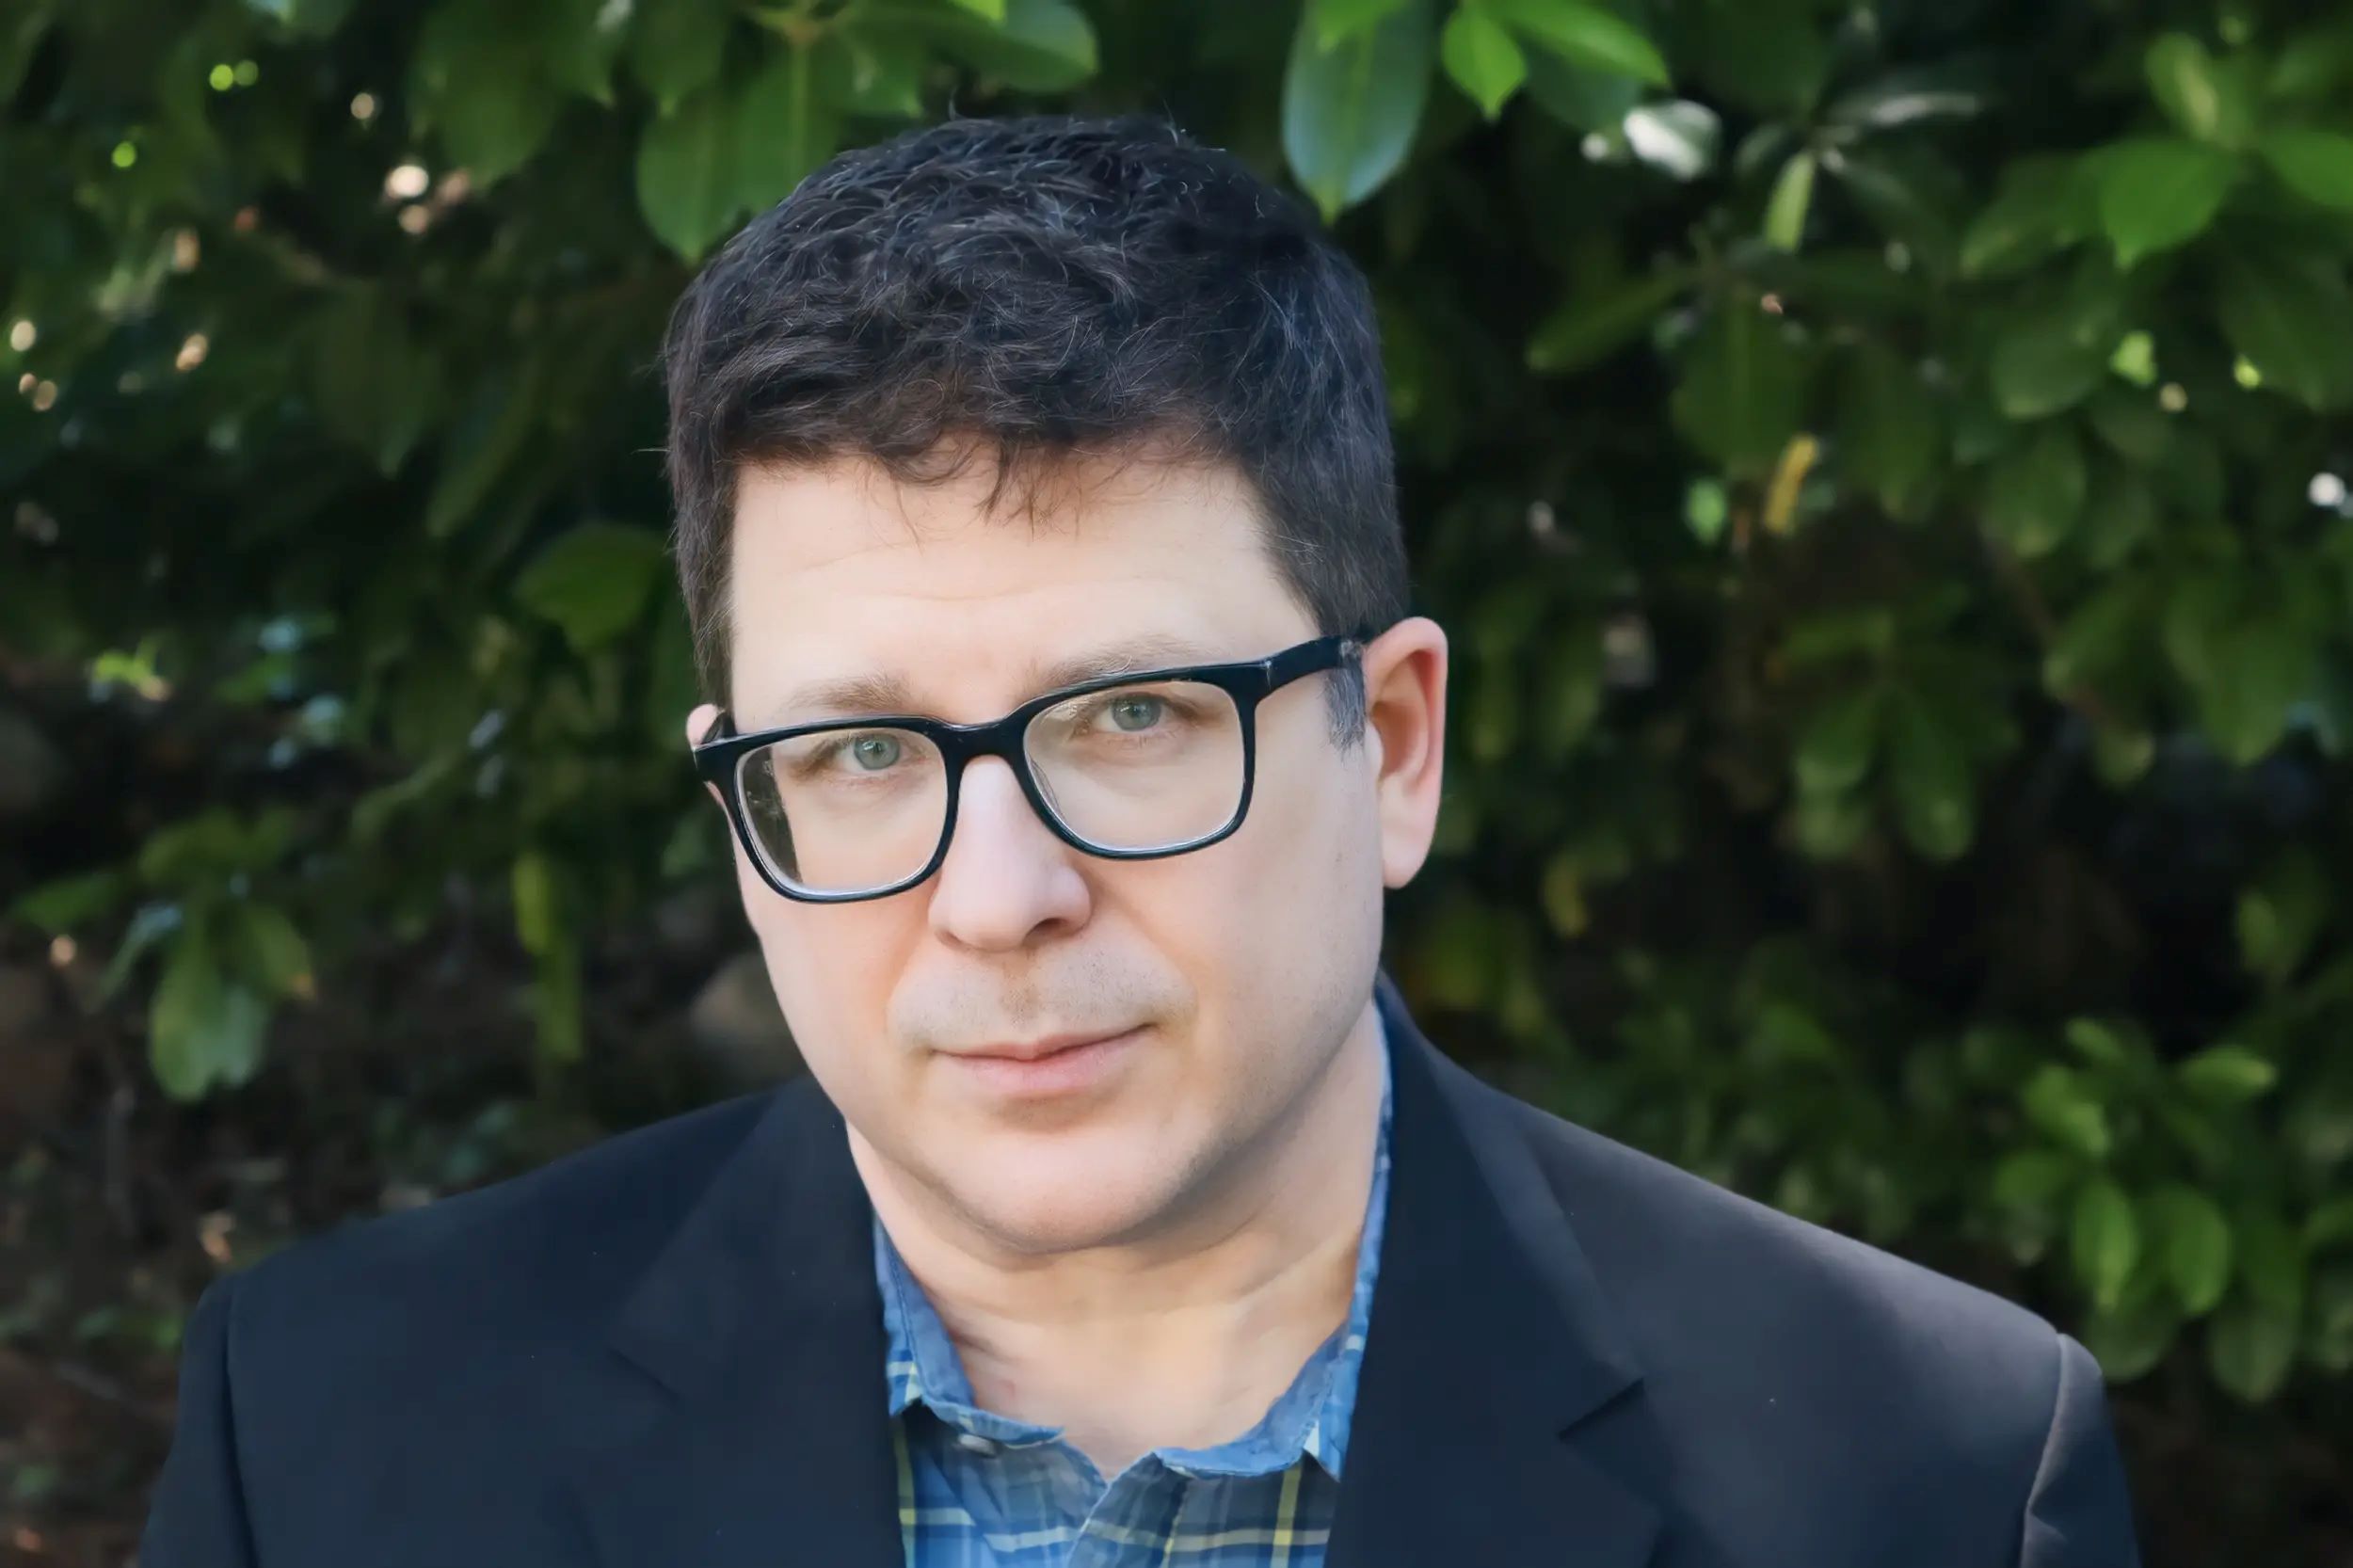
[849,733,902,769]
[1110,696,1163,731]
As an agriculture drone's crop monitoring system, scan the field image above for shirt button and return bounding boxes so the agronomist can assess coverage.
[954,1432,1001,1456]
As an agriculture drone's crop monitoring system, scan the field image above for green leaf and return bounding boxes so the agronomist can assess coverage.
[439,64,561,185]
[2043,575,2150,694]
[311,291,441,473]
[1820,62,1992,133]
[1793,682,1883,795]
[1836,342,1938,517]
[1762,151,1815,252]
[1670,296,1805,478]
[1991,1147,2078,1214]
[1989,295,2123,421]
[150,931,269,1100]
[1525,266,1687,375]
[812,30,926,118]
[2063,1017,2130,1067]
[248,0,355,30]
[2176,1043,2277,1103]
[2267,25,2353,103]
[1980,424,2085,558]
[542,0,630,104]
[2089,720,2155,788]
[1689,0,1821,118]
[512,851,564,956]
[0,3,47,100]
[1481,0,1665,86]
[2309,1266,2353,1373]
[1314,0,1410,47]
[1466,663,1520,762]
[516,522,669,653]
[944,0,1005,16]
[2145,34,2254,148]
[2072,1176,2139,1312]
[409,2,563,184]
[735,43,836,213]
[2217,248,2353,411]
[636,87,738,260]
[101,904,184,1002]
[2085,387,2173,462]
[2024,1064,2111,1160]
[2199,614,2319,765]
[426,357,547,539]
[1539,850,1587,936]
[2238,1209,2307,1316]
[2146,1184,2233,1316]
[1518,44,1640,131]
[1622,101,1718,181]
[2306,1195,2353,1251]
[222,904,312,1000]
[2081,1287,2181,1382]
[10,869,129,934]
[2258,127,2353,209]
[2092,137,2238,268]
[2235,850,2329,985]
[912,0,1097,91]
[629,0,730,111]
[2208,1300,2297,1401]
[1282,0,1436,219]
[532,940,585,1064]
[1791,788,1870,860]
[2170,574,2313,760]
[1884,685,1974,860]
[1441,6,1525,120]
[1533,623,1605,761]
[1830,151,1962,279]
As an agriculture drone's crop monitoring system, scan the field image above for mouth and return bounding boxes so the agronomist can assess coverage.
[955,1028,1141,1064]
[942,1026,1147,1096]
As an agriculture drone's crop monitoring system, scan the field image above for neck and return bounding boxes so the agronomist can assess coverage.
[858,998,1388,1477]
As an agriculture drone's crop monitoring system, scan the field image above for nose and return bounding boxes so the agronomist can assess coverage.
[924,756,1092,951]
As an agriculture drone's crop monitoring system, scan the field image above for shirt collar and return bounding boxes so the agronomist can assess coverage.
[875,1004,1395,1480]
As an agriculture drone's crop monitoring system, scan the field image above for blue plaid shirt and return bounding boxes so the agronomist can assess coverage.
[875,1020,1394,1567]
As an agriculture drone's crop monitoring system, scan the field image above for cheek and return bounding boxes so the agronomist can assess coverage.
[1158,759,1374,993]
[731,852,900,1073]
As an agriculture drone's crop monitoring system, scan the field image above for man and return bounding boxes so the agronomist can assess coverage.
[142,113,2142,1567]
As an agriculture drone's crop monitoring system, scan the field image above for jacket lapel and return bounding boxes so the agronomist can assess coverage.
[565,1078,903,1568]
[563,968,1660,1568]
[1328,973,1662,1568]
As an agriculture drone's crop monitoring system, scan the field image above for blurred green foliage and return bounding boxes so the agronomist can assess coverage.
[5,0,2353,1453]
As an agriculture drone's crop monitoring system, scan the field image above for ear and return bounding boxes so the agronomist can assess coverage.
[1357,616,1449,889]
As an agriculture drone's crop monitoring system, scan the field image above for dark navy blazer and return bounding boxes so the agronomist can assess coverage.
[142,969,2142,1566]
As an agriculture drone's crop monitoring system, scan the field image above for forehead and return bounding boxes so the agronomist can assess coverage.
[726,448,1312,725]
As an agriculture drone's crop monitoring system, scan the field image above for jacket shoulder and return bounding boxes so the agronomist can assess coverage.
[1455,1064,2068,1474]
[229,1079,804,1342]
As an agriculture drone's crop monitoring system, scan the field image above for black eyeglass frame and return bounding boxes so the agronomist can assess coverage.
[692,631,1372,904]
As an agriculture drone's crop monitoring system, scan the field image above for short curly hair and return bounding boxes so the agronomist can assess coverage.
[660,111,1409,741]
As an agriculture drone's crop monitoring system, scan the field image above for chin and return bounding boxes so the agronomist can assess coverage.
[947,1146,1187,1255]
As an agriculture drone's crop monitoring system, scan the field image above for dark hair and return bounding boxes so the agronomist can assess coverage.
[660,111,1408,743]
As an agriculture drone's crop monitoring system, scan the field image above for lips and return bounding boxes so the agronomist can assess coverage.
[954,1028,1137,1064]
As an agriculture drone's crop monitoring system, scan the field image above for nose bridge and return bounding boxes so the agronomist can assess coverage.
[928,738,1087,948]
[936,703,1057,835]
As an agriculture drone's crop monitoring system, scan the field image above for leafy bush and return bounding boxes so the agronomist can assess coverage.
[6,0,2352,1489]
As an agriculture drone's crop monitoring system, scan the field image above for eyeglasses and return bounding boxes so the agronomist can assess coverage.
[692,632,1369,904]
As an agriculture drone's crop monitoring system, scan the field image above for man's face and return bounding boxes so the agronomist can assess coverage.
[687,447,1446,1256]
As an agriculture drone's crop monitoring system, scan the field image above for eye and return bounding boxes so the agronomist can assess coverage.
[846,732,903,770]
[1107,695,1164,732]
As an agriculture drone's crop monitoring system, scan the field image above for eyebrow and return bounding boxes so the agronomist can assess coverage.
[760,632,1228,726]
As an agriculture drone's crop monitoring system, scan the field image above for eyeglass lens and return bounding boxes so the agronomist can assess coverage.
[734,679,1248,896]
